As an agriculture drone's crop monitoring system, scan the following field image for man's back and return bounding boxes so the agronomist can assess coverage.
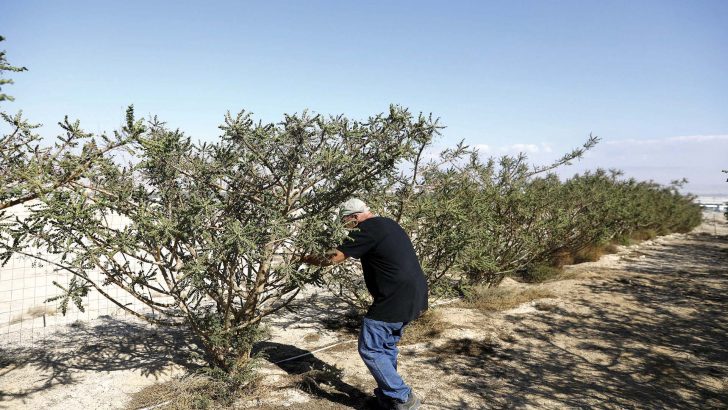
[337,216,428,323]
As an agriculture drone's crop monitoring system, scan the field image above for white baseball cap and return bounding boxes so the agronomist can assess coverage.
[339,198,369,217]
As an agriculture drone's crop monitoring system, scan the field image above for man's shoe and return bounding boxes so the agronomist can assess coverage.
[373,388,393,409]
[394,391,421,410]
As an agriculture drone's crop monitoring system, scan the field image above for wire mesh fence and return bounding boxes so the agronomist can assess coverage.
[0,203,153,346]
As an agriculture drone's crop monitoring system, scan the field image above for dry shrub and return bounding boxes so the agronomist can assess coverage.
[550,268,583,281]
[400,309,447,345]
[546,241,618,270]
[289,365,344,394]
[27,305,56,317]
[534,300,560,312]
[125,373,260,410]
[9,305,56,325]
[614,234,632,246]
[303,333,321,343]
[573,244,604,264]
[630,229,657,241]
[520,264,563,283]
[462,286,555,312]
[326,340,358,353]
[603,243,620,254]
[550,249,574,268]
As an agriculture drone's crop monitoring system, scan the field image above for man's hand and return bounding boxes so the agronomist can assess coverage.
[328,249,348,264]
[300,249,348,266]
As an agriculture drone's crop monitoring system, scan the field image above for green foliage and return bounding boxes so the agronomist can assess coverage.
[0,36,133,260]
[198,338,265,405]
[6,106,437,371]
[0,36,27,102]
[324,132,701,307]
[423,136,604,288]
[44,277,90,314]
[516,171,700,269]
[399,135,601,288]
[323,134,601,304]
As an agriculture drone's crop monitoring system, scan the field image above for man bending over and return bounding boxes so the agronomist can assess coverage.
[302,198,428,410]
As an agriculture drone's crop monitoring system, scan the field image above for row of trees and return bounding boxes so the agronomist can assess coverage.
[323,136,702,307]
[0,36,702,376]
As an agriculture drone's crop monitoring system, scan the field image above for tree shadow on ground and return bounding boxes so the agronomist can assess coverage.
[271,291,365,337]
[418,233,728,409]
[0,315,203,404]
[254,341,379,409]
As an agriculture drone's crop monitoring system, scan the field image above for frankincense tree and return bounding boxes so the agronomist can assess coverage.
[6,106,438,372]
[1,35,134,262]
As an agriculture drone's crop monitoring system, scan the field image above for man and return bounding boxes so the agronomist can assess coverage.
[302,198,428,410]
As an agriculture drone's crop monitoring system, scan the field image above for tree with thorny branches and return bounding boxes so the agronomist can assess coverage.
[1,35,134,261]
[4,106,439,373]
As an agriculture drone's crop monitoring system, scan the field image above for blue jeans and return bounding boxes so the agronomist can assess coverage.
[358,317,411,403]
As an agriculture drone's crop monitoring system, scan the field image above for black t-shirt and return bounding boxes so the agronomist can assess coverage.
[337,216,428,323]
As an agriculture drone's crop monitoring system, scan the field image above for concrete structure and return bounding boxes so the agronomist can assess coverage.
[694,196,728,212]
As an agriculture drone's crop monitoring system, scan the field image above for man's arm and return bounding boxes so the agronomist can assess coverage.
[300,249,348,266]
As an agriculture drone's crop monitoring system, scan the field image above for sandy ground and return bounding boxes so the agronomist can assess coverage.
[1,212,726,409]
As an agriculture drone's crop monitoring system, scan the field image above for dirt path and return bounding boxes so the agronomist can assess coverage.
[1,214,726,409]
[253,215,728,409]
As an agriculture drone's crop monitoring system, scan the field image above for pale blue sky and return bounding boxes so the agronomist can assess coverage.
[1,0,727,193]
